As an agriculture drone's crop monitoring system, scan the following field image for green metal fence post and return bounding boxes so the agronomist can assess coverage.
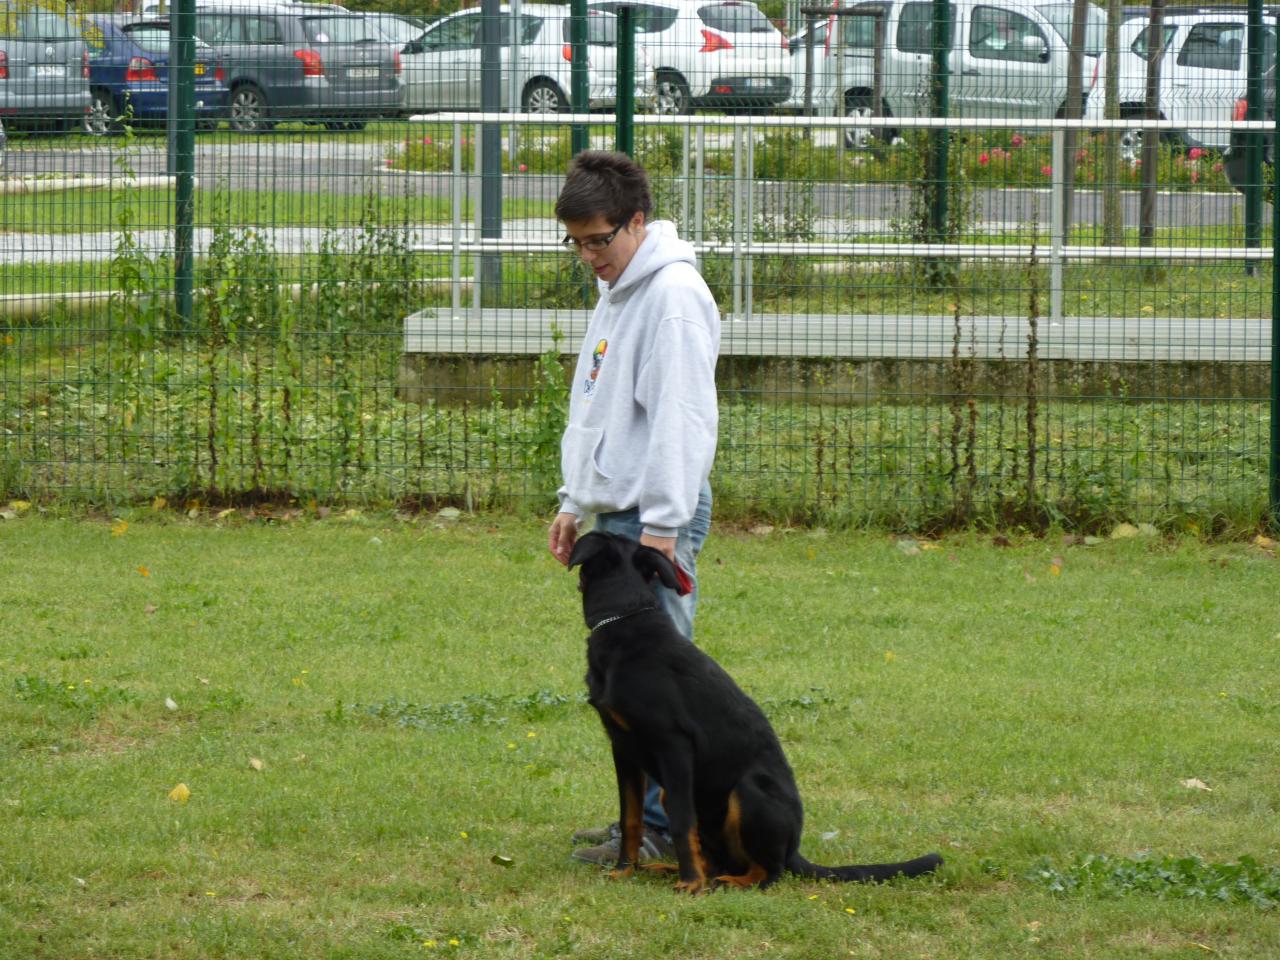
[479,0,503,303]
[1271,58,1280,528]
[171,0,195,330]
[1246,0,1263,275]
[570,0,589,155]
[928,0,951,282]
[616,5,635,157]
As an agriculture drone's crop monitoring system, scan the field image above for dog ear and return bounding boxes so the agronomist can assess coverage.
[567,531,614,570]
[632,545,682,591]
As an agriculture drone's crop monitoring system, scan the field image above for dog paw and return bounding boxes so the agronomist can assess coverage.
[608,866,635,880]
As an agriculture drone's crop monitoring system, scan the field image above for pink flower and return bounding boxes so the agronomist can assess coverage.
[1011,134,1024,149]
[1190,169,1199,183]
[991,146,1006,159]
[1213,161,1224,173]
[1075,149,1089,162]
[518,163,528,172]
[1041,164,1053,176]
[423,136,433,146]
[978,152,990,166]
[1188,147,1206,160]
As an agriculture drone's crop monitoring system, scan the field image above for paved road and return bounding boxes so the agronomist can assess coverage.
[2,137,1255,229]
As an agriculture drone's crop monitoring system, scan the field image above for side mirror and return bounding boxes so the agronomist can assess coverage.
[1023,35,1048,61]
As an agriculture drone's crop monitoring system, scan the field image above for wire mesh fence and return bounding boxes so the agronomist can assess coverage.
[0,1,1276,533]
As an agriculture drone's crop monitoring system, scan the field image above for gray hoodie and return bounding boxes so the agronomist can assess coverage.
[557,220,720,538]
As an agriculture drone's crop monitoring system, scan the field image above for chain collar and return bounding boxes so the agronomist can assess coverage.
[589,605,657,633]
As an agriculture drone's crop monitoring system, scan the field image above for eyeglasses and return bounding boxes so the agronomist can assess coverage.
[561,223,624,253]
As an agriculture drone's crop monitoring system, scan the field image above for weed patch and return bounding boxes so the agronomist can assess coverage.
[1031,854,1280,909]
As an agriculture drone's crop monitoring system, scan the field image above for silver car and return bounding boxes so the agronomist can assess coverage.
[0,0,91,131]
[400,4,653,114]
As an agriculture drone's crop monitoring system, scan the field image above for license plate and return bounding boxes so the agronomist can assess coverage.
[743,78,770,90]
[347,67,379,79]
[34,64,66,78]
[195,63,206,76]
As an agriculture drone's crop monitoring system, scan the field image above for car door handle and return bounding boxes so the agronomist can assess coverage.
[962,69,981,76]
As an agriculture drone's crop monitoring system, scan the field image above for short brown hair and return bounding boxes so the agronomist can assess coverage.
[554,150,652,227]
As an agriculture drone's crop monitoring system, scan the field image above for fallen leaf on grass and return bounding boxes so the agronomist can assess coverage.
[895,538,921,556]
[164,697,178,712]
[1181,778,1213,792]
[1110,523,1139,539]
[1049,556,1063,576]
[136,566,149,577]
[168,783,191,803]
[144,604,158,615]
[9,500,31,514]
[111,519,129,536]
[215,508,236,520]
[248,757,265,772]
[490,854,514,868]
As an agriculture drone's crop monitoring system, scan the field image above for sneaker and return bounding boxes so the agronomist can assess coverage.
[571,824,676,866]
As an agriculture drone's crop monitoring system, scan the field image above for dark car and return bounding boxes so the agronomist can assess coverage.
[1224,64,1274,195]
[195,1,404,132]
[82,15,229,135]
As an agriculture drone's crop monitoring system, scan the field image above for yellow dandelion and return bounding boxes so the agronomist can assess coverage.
[459,831,469,839]
[844,907,856,915]
[448,939,460,947]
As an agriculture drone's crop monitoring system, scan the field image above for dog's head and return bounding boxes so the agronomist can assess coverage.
[567,531,683,628]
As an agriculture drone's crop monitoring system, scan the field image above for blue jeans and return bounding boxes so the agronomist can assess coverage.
[591,482,712,832]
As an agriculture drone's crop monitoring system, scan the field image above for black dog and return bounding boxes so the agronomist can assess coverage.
[568,531,942,893]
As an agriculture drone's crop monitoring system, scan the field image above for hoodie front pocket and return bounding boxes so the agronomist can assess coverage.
[561,424,613,496]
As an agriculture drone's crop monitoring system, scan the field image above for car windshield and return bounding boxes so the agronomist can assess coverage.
[303,16,383,44]
[370,15,423,45]
[0,9,79,40]
[560,10,620,46]
[1037,3,1107,56]
[698,2,774,35]
[120,24,213,54]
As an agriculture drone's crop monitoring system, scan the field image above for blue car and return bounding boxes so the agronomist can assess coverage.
[81,16,229,135]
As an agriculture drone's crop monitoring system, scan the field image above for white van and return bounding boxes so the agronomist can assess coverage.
[1085,10,1277,159]
[786,0,1089,136]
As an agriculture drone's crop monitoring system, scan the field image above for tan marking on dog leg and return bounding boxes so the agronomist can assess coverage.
[714,862,769,888]
[619,778,644,868]
[722,789,748,864]
[607,709,631,731]
[674,829,710,894]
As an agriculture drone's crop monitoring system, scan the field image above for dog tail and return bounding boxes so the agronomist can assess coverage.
[786,851,943,884]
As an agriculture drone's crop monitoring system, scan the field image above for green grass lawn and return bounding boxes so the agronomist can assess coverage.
[2,514,1278,958]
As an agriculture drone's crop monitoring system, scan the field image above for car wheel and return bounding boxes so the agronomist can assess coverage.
[655,72,691,116]
[229,85,269,134]
[843,95,874,150]
[1116,109,1163,165]
[522,80,567,114]
[84,90,115,137]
